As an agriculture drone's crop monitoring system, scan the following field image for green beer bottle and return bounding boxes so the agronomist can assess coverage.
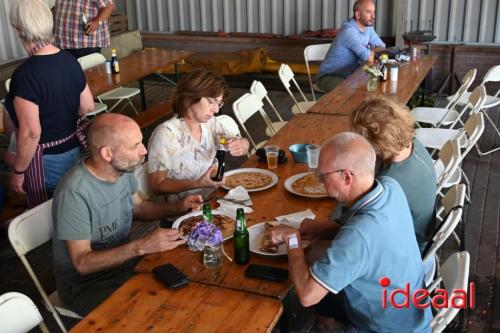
[202,203,213,223]
[233,208,250,264]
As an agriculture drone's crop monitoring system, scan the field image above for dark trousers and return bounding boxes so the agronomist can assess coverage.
[315,291,352,325]
[65,47,102,59]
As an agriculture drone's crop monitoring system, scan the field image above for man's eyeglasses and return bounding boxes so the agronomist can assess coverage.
[315,169,352,182]
[206,97,224,109]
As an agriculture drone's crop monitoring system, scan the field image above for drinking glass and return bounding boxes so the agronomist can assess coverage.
[264,145,280,170]
[306,144,320,171]
[203,245,222,269]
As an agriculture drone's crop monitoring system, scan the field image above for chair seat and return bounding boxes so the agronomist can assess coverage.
[448,92,500,108]
[434,160,461,188]
[84,102,108,117]
[412,107,460,126]
[265,121,287,137]
[291,101,315,114]
[415,128,466,150]
[98,87,140,100]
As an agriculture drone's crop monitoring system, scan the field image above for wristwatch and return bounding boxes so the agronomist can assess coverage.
[98,20,103,26]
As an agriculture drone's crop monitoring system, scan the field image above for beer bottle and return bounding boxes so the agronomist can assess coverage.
[211,138,226,181]
[111,48,120,74]
[233,208,250,264]
[202,203,213,223]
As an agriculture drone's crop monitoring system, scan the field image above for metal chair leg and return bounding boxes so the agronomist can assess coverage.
[475,111,500,155]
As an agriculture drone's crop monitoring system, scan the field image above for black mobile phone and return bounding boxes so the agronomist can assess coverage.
[244,264,289,282]
[152,263,190,289]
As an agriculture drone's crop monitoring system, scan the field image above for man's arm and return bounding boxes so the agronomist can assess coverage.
[299,219,341,240]
[369,29,386,49]
[85,2,114,34]
[132,192,203,221]
[65,227,185,275]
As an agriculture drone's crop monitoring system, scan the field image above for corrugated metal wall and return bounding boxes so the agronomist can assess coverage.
[1,0,499,63]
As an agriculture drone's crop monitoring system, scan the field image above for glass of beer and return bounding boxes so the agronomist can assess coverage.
[264,145,280,170]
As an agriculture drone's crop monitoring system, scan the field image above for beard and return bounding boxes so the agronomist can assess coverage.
[111,155,145,173]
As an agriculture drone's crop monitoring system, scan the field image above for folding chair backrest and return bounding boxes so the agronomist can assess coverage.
[233,93,276,151]
[430,251,470,333]
[436,139,461,193]
[467,85,487,114]
[461,113,485,159]
[304,43,330,100]
[278,63,310,111]
[77,53,106,70]
[5,78,11,93]
[7,200,69,332]
[250,80,284,122]
[0,292,48,333]
[215,114,241,139]
[482,64,500,84]
[446,69,476,109]
[423,184,465,263]
[134,162,154,201]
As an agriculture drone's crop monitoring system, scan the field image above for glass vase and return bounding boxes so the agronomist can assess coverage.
[367,73,378,93]
[203,245,222,269]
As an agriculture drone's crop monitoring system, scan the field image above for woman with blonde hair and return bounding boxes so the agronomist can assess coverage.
[5,0,94,208]
[350,96,436,252]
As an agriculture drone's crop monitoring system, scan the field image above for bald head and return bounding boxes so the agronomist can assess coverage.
[353,0,376,26]
[87,113,140,155]
[320,132,376,179]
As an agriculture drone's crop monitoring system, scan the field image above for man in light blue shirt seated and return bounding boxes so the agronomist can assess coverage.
[317,0,385,93]
[271,132,432,332]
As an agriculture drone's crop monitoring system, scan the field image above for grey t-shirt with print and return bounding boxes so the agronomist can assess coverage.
[52,160,137,306]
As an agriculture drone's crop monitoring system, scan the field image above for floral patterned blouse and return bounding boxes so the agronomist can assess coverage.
[147,116,239,201]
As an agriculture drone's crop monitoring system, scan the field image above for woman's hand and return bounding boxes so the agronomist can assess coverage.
[197,165,225,188]
[10,173,26,194]
[226,138,249,156]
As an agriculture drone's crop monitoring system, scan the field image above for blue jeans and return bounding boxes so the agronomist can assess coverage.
[43,147,81,197]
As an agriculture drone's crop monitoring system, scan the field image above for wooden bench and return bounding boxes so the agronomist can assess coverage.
[131,99,173,129]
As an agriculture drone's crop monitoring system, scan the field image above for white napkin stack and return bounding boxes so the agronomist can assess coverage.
[275,209,316,228]
[217,186,253,218]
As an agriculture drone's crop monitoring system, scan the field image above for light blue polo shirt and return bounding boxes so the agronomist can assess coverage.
[311,177,432,332]
[317,18,385,79]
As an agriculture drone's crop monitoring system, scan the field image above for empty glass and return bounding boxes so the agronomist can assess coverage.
[306,144,320,171]
[203,245,222,269]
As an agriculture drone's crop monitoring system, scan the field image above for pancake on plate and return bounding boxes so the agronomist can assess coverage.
[179,214,234,238]
[225,171,272,190]
[292,173,327,196]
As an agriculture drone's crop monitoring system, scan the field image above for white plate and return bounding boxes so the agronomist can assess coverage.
[248,222,309,256]
[222,168,278,192]
[284,172,329,198]
[172,209,234,240]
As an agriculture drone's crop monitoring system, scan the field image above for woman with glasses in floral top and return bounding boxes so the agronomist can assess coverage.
[147,69,249,212]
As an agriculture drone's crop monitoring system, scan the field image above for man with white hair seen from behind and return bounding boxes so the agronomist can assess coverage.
[271,132,432,332]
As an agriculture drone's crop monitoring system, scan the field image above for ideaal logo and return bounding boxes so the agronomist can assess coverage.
[379,277,475,309]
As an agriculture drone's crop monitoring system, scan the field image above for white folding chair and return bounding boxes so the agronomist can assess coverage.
[215,114,241,138]
[278,63,315,114]
[8,200,82,333]
[134,162,155,201]
[422,184,466,286]
[304,43,330,100]
[416,86,487,151]
[428,251,470,333]
[5,78,11,93]
[434,139,462,197]
[78,53,140,115]
[412,69,476,128]
[0,292,49,333]
[250,80,287,136]
[232,93,277,153]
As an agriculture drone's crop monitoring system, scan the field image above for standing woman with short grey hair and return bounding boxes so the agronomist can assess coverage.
[5,0,95,208]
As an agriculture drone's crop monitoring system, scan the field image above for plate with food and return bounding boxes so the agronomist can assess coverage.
[172,209,235,240]
[222,168,278,192]
[284,172,328,198]
[248,221,309,256]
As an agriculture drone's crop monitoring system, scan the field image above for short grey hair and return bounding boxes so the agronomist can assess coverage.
[322,132,376,177]
[10,0,53,44]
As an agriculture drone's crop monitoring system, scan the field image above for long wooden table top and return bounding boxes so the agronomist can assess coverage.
[135,114,349,299]
[307,56,435,116]
[85,48,191,96]
[70,274,283,333]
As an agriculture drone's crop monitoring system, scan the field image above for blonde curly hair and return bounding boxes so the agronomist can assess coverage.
[349,96,415,163]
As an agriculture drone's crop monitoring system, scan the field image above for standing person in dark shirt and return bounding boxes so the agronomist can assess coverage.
[5,0,95,208]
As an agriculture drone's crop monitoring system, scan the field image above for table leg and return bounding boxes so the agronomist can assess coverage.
[139,79,146,111]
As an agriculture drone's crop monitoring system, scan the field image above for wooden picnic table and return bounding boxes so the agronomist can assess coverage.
[69,273,282,333]
[307,56,435,116]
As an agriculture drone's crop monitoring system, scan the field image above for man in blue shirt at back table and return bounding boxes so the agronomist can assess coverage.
[317,0,385,93]
[270,132,432,332]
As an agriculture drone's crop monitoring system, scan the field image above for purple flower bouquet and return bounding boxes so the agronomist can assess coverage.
[187,221,223,252]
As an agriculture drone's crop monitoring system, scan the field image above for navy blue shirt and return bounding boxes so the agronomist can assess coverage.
[5,50,86,155]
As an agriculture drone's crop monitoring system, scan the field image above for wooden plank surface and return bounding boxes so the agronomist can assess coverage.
[85,48,191,96]
[307,56,436,116]
[135,114,349,298]
[70,274,283,333]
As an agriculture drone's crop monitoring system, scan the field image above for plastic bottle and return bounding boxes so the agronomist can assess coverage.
[211,138,226,181]
[111,48,120,74]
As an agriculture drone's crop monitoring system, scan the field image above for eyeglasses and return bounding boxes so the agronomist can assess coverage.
[315,169,352,182]
[206,97,224,109]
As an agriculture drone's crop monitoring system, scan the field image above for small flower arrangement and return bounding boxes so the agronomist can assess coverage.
[187,221,223,251]
[362,65,383,77]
